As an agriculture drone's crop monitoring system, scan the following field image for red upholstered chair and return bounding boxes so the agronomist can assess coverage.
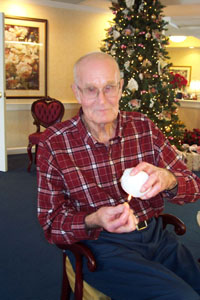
[27,96,64,172]
[56,213,187,300]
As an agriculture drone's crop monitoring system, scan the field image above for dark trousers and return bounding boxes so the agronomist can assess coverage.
[68,217,200,300]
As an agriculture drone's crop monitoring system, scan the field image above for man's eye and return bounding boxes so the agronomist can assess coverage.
[86,87,97,94]
[104,85,114,92]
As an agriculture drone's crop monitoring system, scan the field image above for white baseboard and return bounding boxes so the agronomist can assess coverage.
[7,147,28,155]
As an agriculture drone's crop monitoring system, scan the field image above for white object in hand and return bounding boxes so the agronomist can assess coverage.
[121,168,150,198]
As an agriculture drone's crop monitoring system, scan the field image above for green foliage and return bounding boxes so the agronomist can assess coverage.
[101,0,185,149]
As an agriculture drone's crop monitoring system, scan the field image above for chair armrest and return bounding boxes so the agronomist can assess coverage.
[160,213,186,235]
[56,242,97,272]
[57,243,97,300]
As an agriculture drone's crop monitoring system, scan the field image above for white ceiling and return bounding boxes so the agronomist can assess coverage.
[38,0,200,38]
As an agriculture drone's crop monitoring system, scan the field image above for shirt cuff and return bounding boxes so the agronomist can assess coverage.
[71,211,102,241]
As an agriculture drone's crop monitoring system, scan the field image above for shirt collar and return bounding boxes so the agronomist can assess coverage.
[77,108,123,147]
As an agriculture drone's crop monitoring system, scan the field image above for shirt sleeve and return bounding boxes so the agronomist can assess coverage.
[152,122,200,205]
[37,136,102,245]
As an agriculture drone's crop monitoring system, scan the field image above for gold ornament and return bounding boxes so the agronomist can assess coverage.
[165,126,171,133]
[138,55,143,61]
[151,14,156,20]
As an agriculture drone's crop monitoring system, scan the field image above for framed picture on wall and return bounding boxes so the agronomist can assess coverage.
[170,66,191,86]
[5,16,47,99]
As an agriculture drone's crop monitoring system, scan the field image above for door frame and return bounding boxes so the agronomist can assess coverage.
[0,12,8,172]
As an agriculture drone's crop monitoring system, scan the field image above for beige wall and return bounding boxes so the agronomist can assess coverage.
[178,106,200,130]
[168,47,200,82]
[1,0,112,152]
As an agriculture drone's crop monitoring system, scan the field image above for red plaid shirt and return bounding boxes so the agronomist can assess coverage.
[37,110,200,244]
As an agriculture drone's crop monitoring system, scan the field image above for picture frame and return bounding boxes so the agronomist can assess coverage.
[5,16,47,99]
[170,66,191,86]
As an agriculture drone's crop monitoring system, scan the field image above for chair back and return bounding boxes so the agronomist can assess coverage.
[31,96,64,132]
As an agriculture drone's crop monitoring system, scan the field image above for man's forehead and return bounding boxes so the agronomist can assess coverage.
[79,56,116,70]
[78,58,119,84]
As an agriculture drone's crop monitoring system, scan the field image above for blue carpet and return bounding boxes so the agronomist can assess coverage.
[0,155,62,300]
[0,155,199,299]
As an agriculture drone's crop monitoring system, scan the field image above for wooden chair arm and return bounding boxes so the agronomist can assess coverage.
[160,213,186,235]
[57,242,97,272]
[57,243,97,300]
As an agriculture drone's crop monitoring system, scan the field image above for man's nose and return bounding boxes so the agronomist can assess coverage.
[97,89,107,103]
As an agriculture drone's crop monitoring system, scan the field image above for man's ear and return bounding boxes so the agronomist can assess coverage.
[71,83,81,103]
[120,78,124,90]
[119,78,124,98]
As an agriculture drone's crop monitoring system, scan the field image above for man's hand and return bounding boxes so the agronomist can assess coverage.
[130,162,177,199]
[85,202,138,233]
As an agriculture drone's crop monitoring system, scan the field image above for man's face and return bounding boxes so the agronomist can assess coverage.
[72,57,123,126]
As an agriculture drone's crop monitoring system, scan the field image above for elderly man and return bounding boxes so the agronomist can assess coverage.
[37,52,200,300]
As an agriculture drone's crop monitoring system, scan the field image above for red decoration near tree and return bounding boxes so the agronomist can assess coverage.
[182,128,200,146]
[170,72,187,89]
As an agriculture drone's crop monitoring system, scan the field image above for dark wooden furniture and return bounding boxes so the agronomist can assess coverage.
[27,96,64,172]
[56,213,187,300]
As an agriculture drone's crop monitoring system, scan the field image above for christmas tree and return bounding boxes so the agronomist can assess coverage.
[101,0,185,149]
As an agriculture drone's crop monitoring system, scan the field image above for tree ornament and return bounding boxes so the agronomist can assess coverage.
[112,1,120,10]
[163,111,171,121]
[158,113,164,120]
[151,87,156,93]
[122,8,129,16]
[127,49,134,56]
[144,73,151,79]
[127,78,139,92]
[123,28,132,35]
[145,32,151,39]
[125,0,135,9]
[107,27,113,33]
[152,30,160,40]
[139,73,143,80]
[138,55,143,61]
[124,61,130,71]
[142,58,152,67]
[129,99,141,109]
[113,30,121,40]
[165,126,171,133]
[138,2,144,12]
[110,44,117,55]
[140,90,147,95]
[150,99,155,108]
[168,136,174,140]
[151,14,156,20]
